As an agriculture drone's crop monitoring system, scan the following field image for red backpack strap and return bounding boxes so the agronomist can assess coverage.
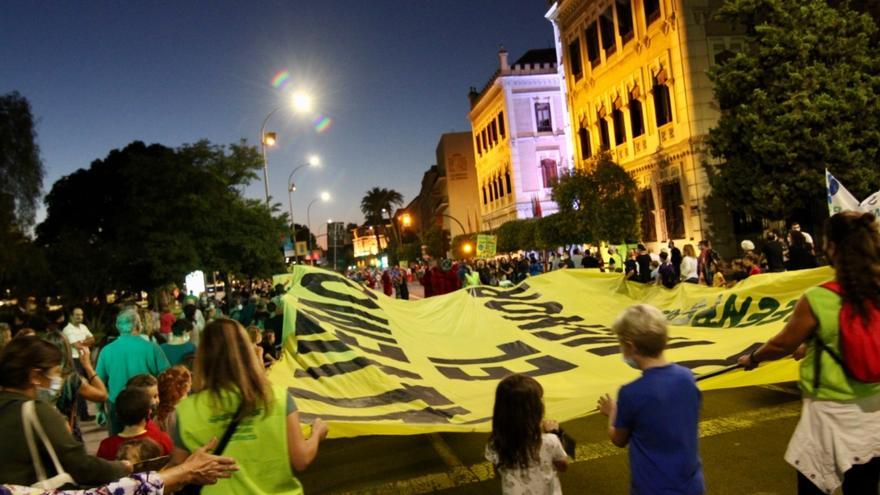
[820,281,842,294]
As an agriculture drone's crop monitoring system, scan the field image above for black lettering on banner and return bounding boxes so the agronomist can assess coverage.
[298,298,390,326]
[470,284,540,300]
[300,305,392,336]
[298,309,397,343]
[737,297,780,327]
[299,406,471,424]
[428,341,539,365]
[297,339,350,354]
[533,325,604,341]
[295,312,326,335]
[288,385,456,408]
[336,330,409,363]
[587,339,715,356]
[677,343,762,370]
[755,299,797,326]
[301,272,379,309]
[293,356,421,380]
[437,355,577,380]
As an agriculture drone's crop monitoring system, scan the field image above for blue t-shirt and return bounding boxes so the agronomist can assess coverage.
[161,342,197,366]
[615,364,704,495]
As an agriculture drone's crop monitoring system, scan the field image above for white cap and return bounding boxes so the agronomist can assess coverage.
[740,240,755,251]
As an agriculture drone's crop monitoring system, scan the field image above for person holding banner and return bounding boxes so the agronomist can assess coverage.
[738,211,880,494]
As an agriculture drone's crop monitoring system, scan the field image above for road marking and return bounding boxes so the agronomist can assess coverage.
[332,401,802,495]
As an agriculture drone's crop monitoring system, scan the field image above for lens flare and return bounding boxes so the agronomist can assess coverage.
[271,70,291,89]
[314,116,333,133]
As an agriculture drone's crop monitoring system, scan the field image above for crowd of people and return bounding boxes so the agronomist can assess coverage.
[0,213,875,494]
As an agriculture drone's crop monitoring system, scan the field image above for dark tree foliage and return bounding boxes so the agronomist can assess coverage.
[37,140,287,298]
[0,91,45,228]
[707,0,880,220]
[551,155,639,244]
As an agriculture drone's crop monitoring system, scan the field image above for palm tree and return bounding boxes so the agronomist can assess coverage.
[360,187,404,252]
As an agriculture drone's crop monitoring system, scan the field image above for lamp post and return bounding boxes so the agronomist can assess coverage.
[287,155,321,263]
[307,191,331,261]
[259,91,314,206]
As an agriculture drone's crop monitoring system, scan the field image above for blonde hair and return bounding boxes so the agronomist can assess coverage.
[193,318,271,419]
[611,304,668,357]
[683,244,696,257]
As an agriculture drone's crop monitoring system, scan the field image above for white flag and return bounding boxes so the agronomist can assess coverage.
[826,170,861,215]
[860,190,880,218]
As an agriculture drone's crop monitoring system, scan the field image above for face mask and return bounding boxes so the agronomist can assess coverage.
[622,355,639,370]
[149,402,159,418]
[38,375,63,402]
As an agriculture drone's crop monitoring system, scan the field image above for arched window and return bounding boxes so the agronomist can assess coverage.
[482,186,487,205]
[578,126,592,159]
[630,95,645,137]
[493,177,500,199]
[612,107,627,145]
[599,117,611,151]
[505,168,512,194]
[653,75,673,127]
[541,159,559,188]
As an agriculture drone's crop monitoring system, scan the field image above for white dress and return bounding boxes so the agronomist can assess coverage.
[485,433,567,495]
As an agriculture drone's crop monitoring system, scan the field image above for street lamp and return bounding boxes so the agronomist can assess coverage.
[287,155,321,263]
[259,91,314,205]
[307,191,331,258]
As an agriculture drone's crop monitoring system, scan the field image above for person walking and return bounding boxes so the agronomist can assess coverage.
[738,211,880,494]
[172,318,329,494]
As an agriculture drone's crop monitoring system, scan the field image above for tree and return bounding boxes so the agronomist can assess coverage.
[591,159,640,243]
[551,169,597,244]
[0,91,45,228]
[37,140,287,299]
[360,187,404,253]
[707,0,880,221]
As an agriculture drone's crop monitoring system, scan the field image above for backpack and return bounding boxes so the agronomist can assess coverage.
[813,281,880,388]
[659,262,677,289]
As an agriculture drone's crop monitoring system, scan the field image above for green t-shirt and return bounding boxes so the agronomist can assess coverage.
[160,341,196,366]
[801,286,880,400]
[175,385,303,495]
[96,335,170,402]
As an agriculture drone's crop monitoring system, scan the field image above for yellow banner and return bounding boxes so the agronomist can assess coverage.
[270,266,833,438]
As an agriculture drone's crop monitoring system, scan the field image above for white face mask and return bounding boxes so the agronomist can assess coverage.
[622,355,639,370]
[37,375,63,402]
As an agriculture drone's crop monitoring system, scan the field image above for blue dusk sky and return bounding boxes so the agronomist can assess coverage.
[1,1,556,228]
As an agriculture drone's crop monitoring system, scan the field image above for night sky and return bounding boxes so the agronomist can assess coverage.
[1,1,555,228]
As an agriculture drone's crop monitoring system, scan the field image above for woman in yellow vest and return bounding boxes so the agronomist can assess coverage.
[171,318,328,494]
[738,211,880,494]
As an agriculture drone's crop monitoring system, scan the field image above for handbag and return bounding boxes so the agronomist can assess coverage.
[21,400,76,490]
[179,403,244,495]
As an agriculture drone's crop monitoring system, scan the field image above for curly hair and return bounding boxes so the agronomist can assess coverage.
[489,374,544,470]
[827,211,880,317]
[156,365,191,426]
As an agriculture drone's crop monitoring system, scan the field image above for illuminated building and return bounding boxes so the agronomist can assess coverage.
[468,48,572,231]
[546,0,737,250]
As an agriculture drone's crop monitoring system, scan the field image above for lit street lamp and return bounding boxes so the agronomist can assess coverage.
[307,191,331,258]
[287,155,321,262]
[259,91,313,205]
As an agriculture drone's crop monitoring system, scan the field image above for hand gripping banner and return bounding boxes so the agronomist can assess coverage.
[269,266,833,438]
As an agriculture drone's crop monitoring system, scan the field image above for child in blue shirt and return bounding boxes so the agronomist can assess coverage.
[598,304,705,495]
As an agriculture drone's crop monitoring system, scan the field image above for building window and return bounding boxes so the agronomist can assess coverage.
[505,169,512,194]
[568,39,583,80]
[482,128,488,150]
[661,180,685,239]
[612,107,627,145]
[653,77,673,127]
[491,120,498,144]
[498,112,506,138]
[630,96,645,137]
[541,159,559,188]
[644,0,661,26]
[599,117,611,151]
[578,126,592,159]
[585,22,601,68]
[639,189,657,242]
[535,102,552,132]
[494,178,500,199]
[482,186,487,205]
[599,7,616,57]
[475,135,482,156]
[616,0,634,44]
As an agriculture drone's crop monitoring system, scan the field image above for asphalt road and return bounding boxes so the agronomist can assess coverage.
[296,384,806,495]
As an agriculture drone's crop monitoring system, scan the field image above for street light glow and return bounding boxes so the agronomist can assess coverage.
[292,91,313,113]
[320,191,331,202]
[401,213,412,227]
[263,132,277,146]
[463,243,473,254]
[308,155,320,166]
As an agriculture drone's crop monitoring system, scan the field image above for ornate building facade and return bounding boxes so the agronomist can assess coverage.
[547,0,740,251]
[468,48,573,231]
